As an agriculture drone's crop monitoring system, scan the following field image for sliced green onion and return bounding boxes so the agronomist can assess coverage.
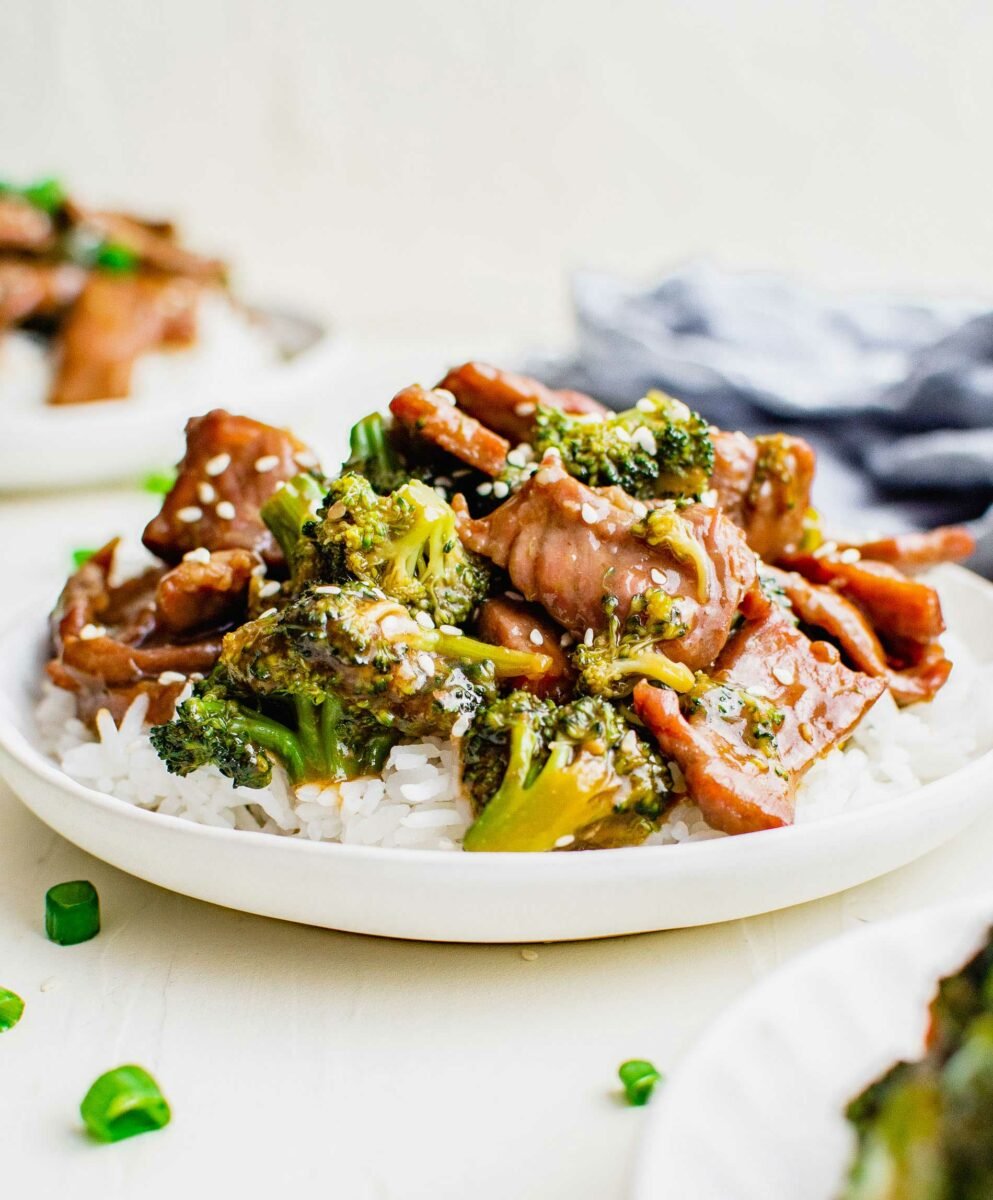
[95,240,138,274]
[142,468,176,496]
[45,880,100,946]
[19,177,66,214]
[0,988,24,1032]
[618,1059,662,1106]
[80,1065,171,1143]
[71,547,97,570]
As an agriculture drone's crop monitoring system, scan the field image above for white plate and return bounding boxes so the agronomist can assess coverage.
[1,565,992,944]
[632,892,993,1199]
[1,307,339,492]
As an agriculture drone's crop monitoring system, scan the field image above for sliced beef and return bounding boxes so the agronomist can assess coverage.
[765,566,951,704]
[48,542,229,725]
[437,362,606,442]
[0,196,55,252]
[779,550,945,643]
[474,595,574,700]
[633,603,884,834]
[49,274,201,405]
[455,454,757,669]
[711,430,816,560]
[66,205,225,283]
[390,384,511,477]
[0,260,86,327]
[142,410,318,568]
[838,527,975,573]
[155,549,261,635]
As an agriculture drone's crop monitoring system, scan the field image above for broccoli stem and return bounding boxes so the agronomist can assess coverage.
[346,413,402,491]
[261,474,325,564]
[425,630,552,679]
[234,709,308,782]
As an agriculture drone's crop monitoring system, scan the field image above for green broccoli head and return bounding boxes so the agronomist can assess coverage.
[219,582,552,739]
[309,471,491,626]
[150,668,397,790]
[461,691,670,852]
[532,390,714,500]
[574,591,695,699]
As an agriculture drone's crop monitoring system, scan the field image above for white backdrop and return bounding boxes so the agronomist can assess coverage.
[3,0,990,343]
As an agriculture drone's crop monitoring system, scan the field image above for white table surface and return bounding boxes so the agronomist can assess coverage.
[4,350,993,1199]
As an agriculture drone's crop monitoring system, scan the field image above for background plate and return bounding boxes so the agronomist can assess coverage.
[1,565,992,943]
[632,893,993,1199]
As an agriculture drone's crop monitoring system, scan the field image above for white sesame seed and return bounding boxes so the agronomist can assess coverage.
[251,563,267,578]
[583,627,595,646]
[839,547,862,563]
[439,624,463,636]
[434,486,448,500]
[452,712,472,737]
[476,481,493,496]
[416,652,436,676]
[176,506,202,523]
[631,500,648,519]
[182,546,212,564]
[700,489,718,508]
[621,729,639,754]
[313,585,341,595]
[650,568,666,586]
[772,665,795,686]
[529,629,545,646]
[215,500,236,520]
[581,502,600,525]
[505,590,524,601]
[258,607,278,620]
[559,632,574,648]
[294,450,318,468]
[415,611,435,630]
[205,453,230,476]
[669,399,692,420]
[433,388,457,406]
[492,481,510,499]
[814,540,839,559]
[435,476,453,488]
[747,684,772,699]
[254,454,280,473]
[631,426,658,455]
[614,426,631,443]
[452,468,471,478]
[258,580,281,599]
[78,623,106,641]
[636,396,656,413]
[515,402,536,417]
[157,670,186,685]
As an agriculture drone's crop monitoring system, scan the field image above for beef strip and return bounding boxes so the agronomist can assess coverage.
[778,550,945,643]
[437,362,606,442]
[0,196,54,252]
[48,542,232,725]
[390,384,512,477]
[633,601,884,834]
[65,204,225,282]
[49,273,202,405]
[837,527,975,573]
[0,260,86,327]
[455,454,757,669]
[474,595,575,700]
[142,409,318,568]
[764,566,951,704]
[155,549,261,635]
[711,430,816,560]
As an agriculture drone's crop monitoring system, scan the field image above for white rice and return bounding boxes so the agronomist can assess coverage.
[0,292,279,413]
[33,622,993,853]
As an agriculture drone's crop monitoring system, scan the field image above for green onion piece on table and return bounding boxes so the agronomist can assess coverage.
[0,988,25,1032]
[45,880,100,946]
[71,548,97,570]
[618,1059,662,1106]
[142,469,176,496]
[80,1065,171,1143]
[95,241,138,274]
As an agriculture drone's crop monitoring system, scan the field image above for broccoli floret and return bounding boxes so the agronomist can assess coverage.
[574,592,696,699]
[532,390,714,500]
[461,691,670,852]
[259,472,327,586]
[219,582,553,739]
[309,472,490,626]
[150,671,395,789]
[344,412,410,495]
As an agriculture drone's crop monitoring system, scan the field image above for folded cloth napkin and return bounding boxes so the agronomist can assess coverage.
[530,262,993,573]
